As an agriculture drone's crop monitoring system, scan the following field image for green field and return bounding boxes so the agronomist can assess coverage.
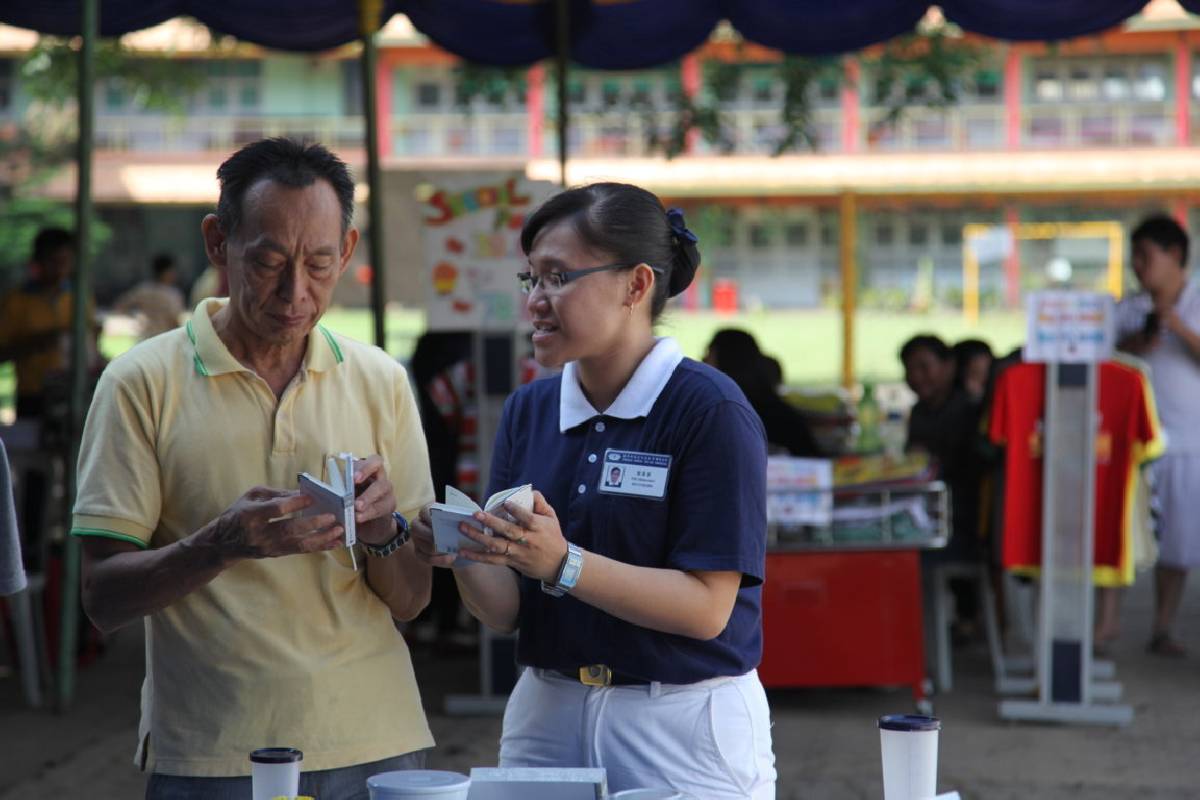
[0,307,1027,416]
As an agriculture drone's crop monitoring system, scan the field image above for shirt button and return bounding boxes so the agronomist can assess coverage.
[594,421,606,432]
[588,453,597,463]
[577,484,587,494]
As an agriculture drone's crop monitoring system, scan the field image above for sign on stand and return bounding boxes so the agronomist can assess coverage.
[998,291,1131,726]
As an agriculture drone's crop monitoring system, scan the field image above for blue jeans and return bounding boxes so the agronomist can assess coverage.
[145,750,428,800]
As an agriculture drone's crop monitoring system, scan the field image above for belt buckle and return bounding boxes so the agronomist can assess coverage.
[579,664,613,686]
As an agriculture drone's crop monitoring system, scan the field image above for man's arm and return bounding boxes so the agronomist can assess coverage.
[81,488,344,634]
[1161,308,1200,362]
[352,456,431,621]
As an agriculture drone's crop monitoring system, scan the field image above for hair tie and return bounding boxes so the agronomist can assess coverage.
[664,207,700,297]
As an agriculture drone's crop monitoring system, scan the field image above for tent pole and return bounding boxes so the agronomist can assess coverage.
[555,0,569,187]
[360,0,387,348]
[839,191,857,390]
[58,0,97,712]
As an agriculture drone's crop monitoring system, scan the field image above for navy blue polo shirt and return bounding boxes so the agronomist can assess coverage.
[487,338,767,684]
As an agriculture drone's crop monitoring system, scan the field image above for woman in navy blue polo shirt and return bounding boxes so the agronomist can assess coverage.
[413,183,776,798]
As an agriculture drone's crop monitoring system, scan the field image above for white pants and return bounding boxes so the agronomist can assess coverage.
[499,668,777,799]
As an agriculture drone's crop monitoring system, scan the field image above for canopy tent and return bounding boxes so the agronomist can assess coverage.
[1,1,1183,62]
[2,0,1185,710]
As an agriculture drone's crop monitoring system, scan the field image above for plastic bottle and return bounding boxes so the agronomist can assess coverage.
[857,383,882,454]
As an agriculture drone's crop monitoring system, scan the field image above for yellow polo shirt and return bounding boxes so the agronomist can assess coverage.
[72,298,436,777]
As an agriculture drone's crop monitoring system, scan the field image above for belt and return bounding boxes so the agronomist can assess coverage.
[553,665,650,687]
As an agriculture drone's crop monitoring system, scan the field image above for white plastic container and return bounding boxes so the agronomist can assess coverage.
[249,747,302,800]
[878,714,940,800]
[366,770,471,799]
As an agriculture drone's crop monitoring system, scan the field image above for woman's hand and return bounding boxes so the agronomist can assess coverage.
[410,506,457,568]
[459,490,569,583]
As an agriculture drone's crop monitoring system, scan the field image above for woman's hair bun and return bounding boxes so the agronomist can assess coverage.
[665,207,700,297]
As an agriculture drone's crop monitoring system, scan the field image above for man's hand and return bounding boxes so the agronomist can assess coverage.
[352,455,398,546]
[204,486,344,561]
[1118,330,1161,357]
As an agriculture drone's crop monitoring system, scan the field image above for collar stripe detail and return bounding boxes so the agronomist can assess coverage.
[319,325,344,364]
[185,320,210,377]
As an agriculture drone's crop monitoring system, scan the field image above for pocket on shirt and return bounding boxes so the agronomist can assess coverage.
[595,494,671,563]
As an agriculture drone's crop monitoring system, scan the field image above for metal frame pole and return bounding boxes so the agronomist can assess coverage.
[839,191,857,389]
[58,0,97,711]
[555,0,569,188]
[360,0,387,348]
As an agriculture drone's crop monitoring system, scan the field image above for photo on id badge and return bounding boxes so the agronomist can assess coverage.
[598,449,671,499]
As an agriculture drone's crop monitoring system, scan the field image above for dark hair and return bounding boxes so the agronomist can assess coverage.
[1132,214,1189,267]
[215,137,355,235]
[151,253,176,279]
[706,328,776,405]
[32,227,75,263]
[519,182,701,320]
[900,334,953,365]
[953,338,992,365]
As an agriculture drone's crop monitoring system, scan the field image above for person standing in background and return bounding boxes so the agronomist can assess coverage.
[113,253,187,341]
[1116,214,1200,657]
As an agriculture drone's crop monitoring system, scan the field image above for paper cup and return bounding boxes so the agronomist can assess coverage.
[878,714,940,800]
[250,748,302,800]
[366,770,471,799]
[610,789,684,799]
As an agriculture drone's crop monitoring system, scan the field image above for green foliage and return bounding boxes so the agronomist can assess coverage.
[20,37,204,112]
[452,62,526,111]
[0,197,113,286]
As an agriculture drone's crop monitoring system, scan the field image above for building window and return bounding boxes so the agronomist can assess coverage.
[1034,69,1063,102]
[875,222,894,246]
[342,61,364,115]
[972,69,1001,101]
[748,223,773,249]
[941,223,962,246]
[1102,68,1129,100]
[785,222,809,247]
[1067,66,1098,102]
[416,82,441,109]
[567,79,587,107]
[630,79,653,107]
[752,77,774,105]
[909,223,929,246]
[1134,63,1166,101]
[601,80,622,109]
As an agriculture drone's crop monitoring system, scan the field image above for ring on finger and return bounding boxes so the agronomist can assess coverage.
[515,536,528,545]
[503,541,511,556]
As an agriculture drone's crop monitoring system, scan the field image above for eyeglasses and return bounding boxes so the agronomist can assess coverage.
[517,263,634,295]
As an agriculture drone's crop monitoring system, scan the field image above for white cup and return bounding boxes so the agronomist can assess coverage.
[250,747,303,800]
[878,714,940,800]
[610,789,684,799]
[366,769,471,799]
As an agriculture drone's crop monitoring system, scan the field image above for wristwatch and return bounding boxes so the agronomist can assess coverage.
[541,543,584,597]
[362,511,411,558]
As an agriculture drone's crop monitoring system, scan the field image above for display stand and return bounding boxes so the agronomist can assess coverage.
[998,292,1132,726]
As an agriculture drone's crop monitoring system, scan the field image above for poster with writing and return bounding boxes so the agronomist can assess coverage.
[420,174,554,331]
[1024,291,1115,363]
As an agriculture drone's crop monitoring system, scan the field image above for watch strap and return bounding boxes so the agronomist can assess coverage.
[363,512,411,558]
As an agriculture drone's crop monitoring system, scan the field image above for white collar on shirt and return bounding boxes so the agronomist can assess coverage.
[559,337,685,432]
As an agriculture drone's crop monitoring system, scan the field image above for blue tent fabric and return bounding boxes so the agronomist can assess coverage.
[0,0,1171,60]
[940,0,1152,42]
[723,0,929,58]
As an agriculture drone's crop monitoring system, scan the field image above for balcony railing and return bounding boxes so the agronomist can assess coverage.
[389,112,528,158]
[863,105,1005,152]
[1023,102,1173,148]
[93,113,367,152]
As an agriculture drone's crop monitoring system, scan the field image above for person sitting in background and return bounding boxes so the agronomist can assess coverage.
[705,328,822,457]
[901,333,985,639]
[113,253,187,341]
[953,338,993,405]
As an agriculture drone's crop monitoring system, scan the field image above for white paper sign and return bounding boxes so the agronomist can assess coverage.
[1024,291,1115,364]
[967,225,1014,262]
[766,457,833,526]
[419,174,554,331]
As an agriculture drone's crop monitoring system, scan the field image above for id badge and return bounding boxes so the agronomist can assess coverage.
[598,449,671,499]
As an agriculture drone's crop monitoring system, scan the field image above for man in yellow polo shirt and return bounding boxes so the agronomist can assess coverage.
[74,138,437,799]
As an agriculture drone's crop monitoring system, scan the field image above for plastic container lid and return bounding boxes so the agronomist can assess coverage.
[878,714,941,732]
[366,770,471,796]
[249,747,303,764]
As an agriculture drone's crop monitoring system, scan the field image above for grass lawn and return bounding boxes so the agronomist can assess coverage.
[0,306,1027,416]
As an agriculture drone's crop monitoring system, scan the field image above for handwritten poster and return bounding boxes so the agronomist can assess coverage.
[420,174,554,331]
[1024,291,1115,364]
